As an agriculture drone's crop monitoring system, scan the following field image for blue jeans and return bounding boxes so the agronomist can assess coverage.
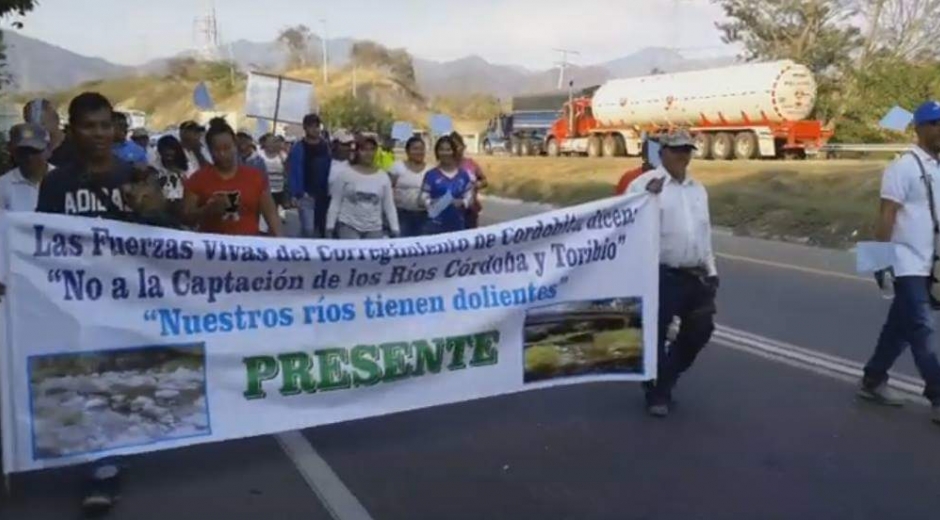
[297,197,316,238]
[864,276,940,404]
[649,266,717,399]
[398,209,427,237]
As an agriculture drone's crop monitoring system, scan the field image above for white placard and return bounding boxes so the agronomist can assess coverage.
[244,72,315,125]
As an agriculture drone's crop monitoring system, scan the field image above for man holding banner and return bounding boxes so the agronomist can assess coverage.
[628,130,719,418]
[30,92,182,514]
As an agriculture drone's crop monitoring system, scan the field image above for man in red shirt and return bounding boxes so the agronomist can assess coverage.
[615,136,657,195]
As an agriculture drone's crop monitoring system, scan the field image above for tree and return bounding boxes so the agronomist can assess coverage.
[0,0,38,87]
[856,0,940,62]
[351,40,416,88]
[712,0,862,73]
[320,93,394,136]
[277,25,315,69]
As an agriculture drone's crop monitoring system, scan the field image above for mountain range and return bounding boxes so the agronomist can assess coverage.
[2,31,737,98]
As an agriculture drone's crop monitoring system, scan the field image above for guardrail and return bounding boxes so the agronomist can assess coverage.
[818,143,912,154]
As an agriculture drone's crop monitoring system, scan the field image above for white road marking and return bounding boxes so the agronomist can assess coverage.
[713,325,926,403]
[275,431,375,520]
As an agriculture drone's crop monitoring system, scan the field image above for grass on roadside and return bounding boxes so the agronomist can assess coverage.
[476,156,885,248]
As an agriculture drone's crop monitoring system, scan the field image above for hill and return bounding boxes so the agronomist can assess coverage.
[2,31,133,92]
[2,31,737,97]
[46,61,430,132]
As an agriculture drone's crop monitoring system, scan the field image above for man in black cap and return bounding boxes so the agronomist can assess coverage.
[627,129,719,418]
[287,113,332,238]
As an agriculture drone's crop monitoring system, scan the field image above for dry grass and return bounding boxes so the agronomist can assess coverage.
[476,156,886,247]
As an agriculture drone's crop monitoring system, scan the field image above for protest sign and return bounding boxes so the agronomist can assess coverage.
[0,194,659,473]
[391,121,414,142]
[429,114,453,136]
[879,106,913,132]
[244,72,315,125]
[193,82,215,111]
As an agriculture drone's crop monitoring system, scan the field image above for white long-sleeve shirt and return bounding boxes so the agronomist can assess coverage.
[327,167,400,235]
[628,167,717,276]
[389,160,430,211]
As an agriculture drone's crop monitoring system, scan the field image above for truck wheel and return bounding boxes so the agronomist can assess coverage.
[483,140,493,155]
[512,141,522,156]
[733,132,758,160]
[547,139,560,157]
[521,140,533,156]
[693,133,712,160]
[587,136,602,158]
[711,132,734,160]
[603,135,624,157]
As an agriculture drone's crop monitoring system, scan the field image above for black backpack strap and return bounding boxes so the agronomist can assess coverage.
[910,152,940,235]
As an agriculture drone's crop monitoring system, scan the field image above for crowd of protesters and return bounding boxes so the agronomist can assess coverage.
[0,90,490,515]
[0,94,489,243]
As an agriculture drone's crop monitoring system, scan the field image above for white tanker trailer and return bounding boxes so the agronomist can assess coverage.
[545,60,832,160]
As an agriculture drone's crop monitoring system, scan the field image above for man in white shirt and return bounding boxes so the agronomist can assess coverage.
[628,129,718,418]
[0,123,53,211]
[860,101,940,424]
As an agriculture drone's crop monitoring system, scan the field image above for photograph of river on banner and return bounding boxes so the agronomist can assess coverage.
[27,344,211,460]
[523,299,644,383]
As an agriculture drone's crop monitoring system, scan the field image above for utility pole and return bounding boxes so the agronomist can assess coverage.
[320,18,329,84]
[352,65,358,98]
[193,0,220,61]
[553,48,580,90]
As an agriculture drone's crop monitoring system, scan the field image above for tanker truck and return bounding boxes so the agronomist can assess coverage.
[544,60,832,160]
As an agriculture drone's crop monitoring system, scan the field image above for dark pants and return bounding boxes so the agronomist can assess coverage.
[314,194,330,238]
[398,209,427,237]
[864,276,940,404]
[647,266,717,401]
[465,209,480,229]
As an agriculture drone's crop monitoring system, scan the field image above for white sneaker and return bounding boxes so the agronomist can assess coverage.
[857,382,905,407]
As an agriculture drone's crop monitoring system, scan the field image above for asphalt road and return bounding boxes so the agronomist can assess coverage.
[2,198,938,520]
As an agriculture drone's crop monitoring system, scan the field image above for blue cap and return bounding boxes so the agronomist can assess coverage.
[914,101,940,125]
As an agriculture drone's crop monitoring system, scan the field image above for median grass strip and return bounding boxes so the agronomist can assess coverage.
[477,156,886,248]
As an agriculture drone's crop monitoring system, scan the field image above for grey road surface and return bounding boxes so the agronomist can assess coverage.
[2,198,937,520]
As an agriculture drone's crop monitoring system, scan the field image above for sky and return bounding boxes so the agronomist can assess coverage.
[4,0,733,68]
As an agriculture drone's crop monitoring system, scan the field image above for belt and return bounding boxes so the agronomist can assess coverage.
[661,265,709,278]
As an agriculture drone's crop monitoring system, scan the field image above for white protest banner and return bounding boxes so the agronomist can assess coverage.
[0,194,658,473]
[244,71,315,125]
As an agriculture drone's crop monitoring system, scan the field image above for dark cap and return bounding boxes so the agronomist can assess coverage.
[9,123,50,152]
[180,120,206,132]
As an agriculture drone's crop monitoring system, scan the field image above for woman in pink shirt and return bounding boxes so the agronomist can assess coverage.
[450,132,487,228]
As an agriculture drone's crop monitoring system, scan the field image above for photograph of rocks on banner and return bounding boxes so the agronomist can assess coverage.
[27,344,211,460]
[523,299,644,383]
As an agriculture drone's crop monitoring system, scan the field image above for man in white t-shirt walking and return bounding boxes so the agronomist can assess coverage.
[0,123,53,211]
[861,100,940,425]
